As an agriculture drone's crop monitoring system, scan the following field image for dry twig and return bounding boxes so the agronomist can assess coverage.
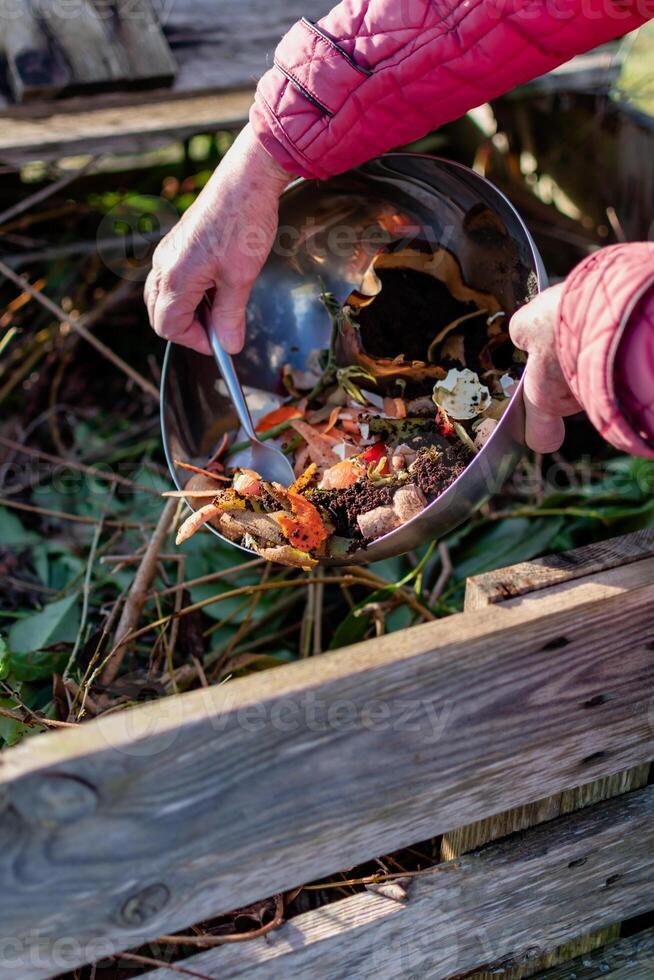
[429,542,453,605]
[158,894,284,947]
[115,951,214,979]
[0,260,159,401]
[0,496,156,529]
[0,157,100,229]
[101,498,178,685]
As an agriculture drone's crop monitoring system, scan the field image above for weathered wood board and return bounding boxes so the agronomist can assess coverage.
[138,788,654,980]
[0,89,254,162]
[0,0,321,109]
[1,569,653,979]
[530,928,654,979]
[0,0,176,103]
[0,0,70,102]
[448,533,654,979]
[464,528,654,611]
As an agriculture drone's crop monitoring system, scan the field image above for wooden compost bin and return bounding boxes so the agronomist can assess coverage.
[0,530,653,980]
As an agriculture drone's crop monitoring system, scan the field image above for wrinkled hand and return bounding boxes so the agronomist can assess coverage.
[509,283,582,453]
[145,124,292,355]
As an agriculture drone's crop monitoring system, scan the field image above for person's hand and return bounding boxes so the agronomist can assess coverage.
[509,283,582,453]
[145,124,292,355]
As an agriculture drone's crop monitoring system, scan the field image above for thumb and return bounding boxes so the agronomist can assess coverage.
[209,282,253,354]
[523,389,566,454]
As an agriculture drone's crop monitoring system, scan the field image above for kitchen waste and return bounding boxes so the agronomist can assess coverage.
[166,244,524,568]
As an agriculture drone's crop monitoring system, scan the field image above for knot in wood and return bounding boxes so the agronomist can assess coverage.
[12,773,98,823]
[120,884,170,926]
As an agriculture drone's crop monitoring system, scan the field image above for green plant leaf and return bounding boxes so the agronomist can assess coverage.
[9,593,79,655]
[453,517,564,581]
[0,508,38,547]
[7,649,69,682]
[329,586,391,650]
[0,637,10,680]
[0,698,30,747]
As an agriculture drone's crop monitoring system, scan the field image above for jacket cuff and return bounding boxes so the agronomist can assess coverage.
[250,16,371,180]
[557,243,654,459]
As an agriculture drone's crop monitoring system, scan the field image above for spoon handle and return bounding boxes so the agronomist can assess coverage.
[203,302,257,442]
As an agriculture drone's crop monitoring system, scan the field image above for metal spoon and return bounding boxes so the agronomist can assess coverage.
[203,302,296,487]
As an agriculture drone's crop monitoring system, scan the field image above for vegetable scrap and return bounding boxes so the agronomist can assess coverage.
[169,244,524,567]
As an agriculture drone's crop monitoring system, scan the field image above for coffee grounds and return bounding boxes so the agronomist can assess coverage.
[411,444,473,498]
[311,482,397,539]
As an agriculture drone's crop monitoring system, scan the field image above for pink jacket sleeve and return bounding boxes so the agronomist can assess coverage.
[250,0,652,180]
[557,244,654,459]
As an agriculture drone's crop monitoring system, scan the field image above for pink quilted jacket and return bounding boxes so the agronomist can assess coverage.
[250,0,654,458]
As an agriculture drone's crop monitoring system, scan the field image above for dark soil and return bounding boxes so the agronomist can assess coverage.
[355,267,477,362]
[311,442,472,540]
[312,482,396,538]
[411,444,473,498]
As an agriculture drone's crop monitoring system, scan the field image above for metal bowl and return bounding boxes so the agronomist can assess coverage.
[161,153,546,565]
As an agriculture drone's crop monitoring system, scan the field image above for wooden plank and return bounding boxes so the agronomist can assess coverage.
[38,0,130,86]
[0,0,70,102]
[138,788,654,980]
[451,535,654,978]
[530,929,654,980]
[444,550,654,857]
[1,579,653,978]
[441,765,651,860]
[464,529,654,611]
[0,0,325,111]
[113,0,177,84]
[0,89,253,163]
[0,0,176,105]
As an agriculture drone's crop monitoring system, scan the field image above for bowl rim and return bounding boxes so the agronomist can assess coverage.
[160,151,547,561]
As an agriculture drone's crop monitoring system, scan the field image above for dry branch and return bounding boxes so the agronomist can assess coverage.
[0,156,100,229]
[0,259,159,401]
[101,498,178,685]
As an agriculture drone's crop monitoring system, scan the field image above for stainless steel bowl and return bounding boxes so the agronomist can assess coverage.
[161,153,546,564]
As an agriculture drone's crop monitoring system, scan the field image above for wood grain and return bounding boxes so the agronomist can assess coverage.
[1,578,653,979]
[464,529,654,611]
[0,0,324,111]
[38,0,129,86]
[0,0,176,104]
[138,788,654,980]
[450,536,654,979]
[529,928,654,979]
[0,0,70,102]
[0,90,254,164]
[114,0,177,84]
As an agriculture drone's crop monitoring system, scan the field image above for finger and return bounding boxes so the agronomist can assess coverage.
[523,389,566,454]
[178,316,213,356]
[522,350,582,420]
[509,283,564,353]
[209,282,253,354]
[508,304,531,352]
[144,268,159,327]
[152,290,212,355]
